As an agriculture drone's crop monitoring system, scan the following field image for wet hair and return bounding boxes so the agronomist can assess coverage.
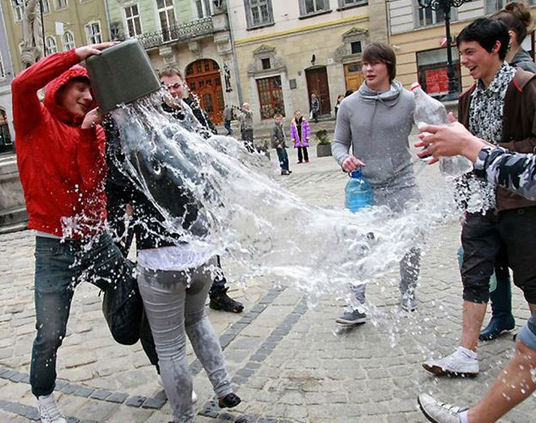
[492,2,533,45]
[361,42,397,82]
[457,18,510,60]
[158,65,184,80]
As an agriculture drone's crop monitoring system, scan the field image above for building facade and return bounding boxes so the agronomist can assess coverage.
[1,0,111,76]
[105,0,236,124]
[0,0,15,152]
[227,0,388,123]
[388,0,536,96]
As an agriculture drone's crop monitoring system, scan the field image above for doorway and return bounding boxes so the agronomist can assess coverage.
[185,59,225,124]
[305,66,331,115]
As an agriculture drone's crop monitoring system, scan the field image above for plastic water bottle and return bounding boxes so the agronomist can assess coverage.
[345,170,374,212]
[410,83,473,179]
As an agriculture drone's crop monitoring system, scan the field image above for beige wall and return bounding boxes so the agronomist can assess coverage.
[1,0,110,75]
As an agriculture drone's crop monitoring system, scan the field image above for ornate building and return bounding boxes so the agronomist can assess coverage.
[227,0,389,123]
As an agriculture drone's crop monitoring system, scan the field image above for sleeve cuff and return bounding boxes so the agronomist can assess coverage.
[473,146,494,178]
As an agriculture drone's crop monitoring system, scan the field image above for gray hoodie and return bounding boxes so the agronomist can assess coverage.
[510,48,536,73]
[332,81,420,210]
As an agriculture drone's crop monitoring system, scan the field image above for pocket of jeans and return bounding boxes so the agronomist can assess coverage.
[35,243,63,258]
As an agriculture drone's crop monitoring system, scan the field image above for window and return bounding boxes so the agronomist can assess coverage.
[417,48,461,97]
[57,0,68,8]
[300,0,328,15]
[337,0,366,9]
[261,58,271,69]
[485,0,508,13]
[0,53,5,79]
[156,0,177,41]
[195,0,212,18]
[12,1,25,22]
[63,32,75,50]
[416,6,445,27]
[0,110,12,147]
[245,0,274,28]
[41,0,51,13]
[257,76,285,119]
[124,5,142,37]
[46,36,57,54]
[85,22,103,44]
[351,41,362,54]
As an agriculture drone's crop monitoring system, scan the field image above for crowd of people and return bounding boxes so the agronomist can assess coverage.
[9,2,536,423]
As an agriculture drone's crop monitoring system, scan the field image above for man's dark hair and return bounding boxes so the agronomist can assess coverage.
[362,42,397,82]
[456,18,510,60]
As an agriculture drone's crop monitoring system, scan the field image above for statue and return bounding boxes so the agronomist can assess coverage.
[21,0,44,68]
[223,63,232,93]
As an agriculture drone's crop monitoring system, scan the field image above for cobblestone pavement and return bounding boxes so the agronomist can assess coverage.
[0,136,534,423]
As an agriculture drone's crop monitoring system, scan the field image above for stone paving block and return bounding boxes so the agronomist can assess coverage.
[141,397,167,409]
[8,372,26,383]
[89,389,113,400]
[126,395,147,408]
[59,384,77,395]
[217,411,236,421]
[199,400,220,418]
[106,392,128,404]
[73,386,95,398]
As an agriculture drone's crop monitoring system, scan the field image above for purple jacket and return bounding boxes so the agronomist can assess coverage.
[290,117,310,148]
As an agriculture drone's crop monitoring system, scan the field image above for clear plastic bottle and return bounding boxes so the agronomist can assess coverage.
[345,170,374,212]
[410,82,473,179]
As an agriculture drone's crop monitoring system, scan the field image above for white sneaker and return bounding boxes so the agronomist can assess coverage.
[37,394,67,423]
[422,349,479,377]
[418,393,467,423]
[157,375,198,403]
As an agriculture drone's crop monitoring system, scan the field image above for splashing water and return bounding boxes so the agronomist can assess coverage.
[98,91,458,309]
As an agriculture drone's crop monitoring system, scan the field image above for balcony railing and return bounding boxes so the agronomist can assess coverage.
[137,17,214,50]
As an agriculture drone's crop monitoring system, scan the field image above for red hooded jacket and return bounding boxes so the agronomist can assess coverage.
[12,49,107,238]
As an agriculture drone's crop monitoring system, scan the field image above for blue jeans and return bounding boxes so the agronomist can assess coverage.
[224,120,232,134]
[31,233,128,397]
[276,148,289,172]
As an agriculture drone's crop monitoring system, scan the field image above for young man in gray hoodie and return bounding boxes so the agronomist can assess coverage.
[331,42,421,325]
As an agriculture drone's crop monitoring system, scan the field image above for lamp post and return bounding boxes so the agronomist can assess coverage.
[417,0,469,101]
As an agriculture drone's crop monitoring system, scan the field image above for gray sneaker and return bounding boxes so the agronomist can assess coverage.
[418,393,467,423]
[336,309,367,325]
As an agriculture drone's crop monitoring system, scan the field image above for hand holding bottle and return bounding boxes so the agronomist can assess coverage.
[342,155,366,173]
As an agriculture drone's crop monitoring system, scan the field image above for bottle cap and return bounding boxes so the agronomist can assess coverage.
[410,82,421,91]
[350,170,362,178]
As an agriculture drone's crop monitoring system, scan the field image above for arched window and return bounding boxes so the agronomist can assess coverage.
[62,32,75,51]
[46,37,57,55]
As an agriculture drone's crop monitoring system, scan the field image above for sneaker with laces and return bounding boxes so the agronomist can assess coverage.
[38,394,67,423]
[209,287,244,313]
[422,349,479,377]
[335,309,367,325]
[418,393,467,423]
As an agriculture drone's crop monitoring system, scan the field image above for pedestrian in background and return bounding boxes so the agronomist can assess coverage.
[290,110,310,164]
[223,104,233,135]
[271,113,291,175]
[334,94,345,117]
[310,93,320,123]
[238,103,254,152]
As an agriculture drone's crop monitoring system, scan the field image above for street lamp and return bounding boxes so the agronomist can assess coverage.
[417,0,470,101]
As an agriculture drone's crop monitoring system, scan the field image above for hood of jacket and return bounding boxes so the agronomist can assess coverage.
[43,65,91,127]
[358,80,403,107]
[510,49,536,71]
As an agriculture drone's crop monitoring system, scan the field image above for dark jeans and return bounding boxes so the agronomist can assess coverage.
[224,120,232,135]
[461,208,536,304]
[297,146,309,163]
[31,233,131,397]
[276,148,289,171]
[241,129,254,153]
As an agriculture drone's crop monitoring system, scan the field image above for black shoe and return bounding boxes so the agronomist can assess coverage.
[479,314,515,341]
[219,393,241,408]
[209,287,244,313]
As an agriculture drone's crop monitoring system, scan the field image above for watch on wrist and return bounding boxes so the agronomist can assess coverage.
[474,145,494,178]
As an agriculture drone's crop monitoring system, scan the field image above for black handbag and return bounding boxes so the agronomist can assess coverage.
[102,261,143,345]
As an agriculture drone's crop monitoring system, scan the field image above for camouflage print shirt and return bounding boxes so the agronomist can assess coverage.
[475,145,536,201]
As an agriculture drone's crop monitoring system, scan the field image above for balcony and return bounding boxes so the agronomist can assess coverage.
[137,17,214,50]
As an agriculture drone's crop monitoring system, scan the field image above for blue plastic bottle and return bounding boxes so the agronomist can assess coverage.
[345,170,374,212]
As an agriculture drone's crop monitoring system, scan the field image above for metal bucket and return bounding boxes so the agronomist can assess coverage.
[86,39,161,112]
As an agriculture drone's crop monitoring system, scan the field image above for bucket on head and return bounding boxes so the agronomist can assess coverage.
[86,39,162,113]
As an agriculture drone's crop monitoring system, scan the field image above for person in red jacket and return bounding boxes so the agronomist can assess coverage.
[11,42,134,423]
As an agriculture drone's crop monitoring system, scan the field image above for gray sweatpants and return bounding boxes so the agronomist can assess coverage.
[137,258,232,423]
